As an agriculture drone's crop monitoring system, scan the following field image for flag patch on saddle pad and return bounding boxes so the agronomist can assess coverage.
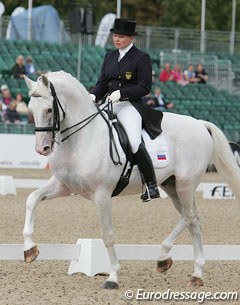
[142,130,170,168]
[157,154,167,160]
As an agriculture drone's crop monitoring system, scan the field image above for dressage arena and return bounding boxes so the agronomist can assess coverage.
[0,168,239,305]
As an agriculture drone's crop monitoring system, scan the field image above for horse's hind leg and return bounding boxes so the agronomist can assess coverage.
[159,181,204,287]
[186,198,204,287]
[157,181,186,273]
[177,186,204,287]
[23,175,71,262]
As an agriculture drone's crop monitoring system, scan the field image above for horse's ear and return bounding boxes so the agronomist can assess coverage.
[23,75,35,90]
[41,74,49,88]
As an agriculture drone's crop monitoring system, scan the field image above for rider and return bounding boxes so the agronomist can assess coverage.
[90,18,162,202]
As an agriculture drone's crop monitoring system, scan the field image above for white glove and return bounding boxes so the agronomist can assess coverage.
[108,90,121,103]
[89,93,96,102]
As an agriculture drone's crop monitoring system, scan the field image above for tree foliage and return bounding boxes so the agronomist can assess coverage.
[121,0,163,25]
[2,0,240,31]
[160,0,240,31]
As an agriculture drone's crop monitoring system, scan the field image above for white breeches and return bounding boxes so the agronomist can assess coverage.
[113,101,142,154]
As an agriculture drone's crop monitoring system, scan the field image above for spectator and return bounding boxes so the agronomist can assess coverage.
[152,69,156,84]
[25,55,38,78]
[142,93,159,108]
[0,85,12,111]
[143,88,174,112]
[195,63,208,84]
[15,93,28,114]
[183,64,196,83]
[12,55,26,79]
[171,64,188,86]
[159,63,174,82]
[15,92,33,123]
[4,100,21,124]
[154,87,174,111]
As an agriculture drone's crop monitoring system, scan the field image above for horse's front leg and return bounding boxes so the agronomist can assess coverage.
[94,192,120,289]
[23,175,71,263]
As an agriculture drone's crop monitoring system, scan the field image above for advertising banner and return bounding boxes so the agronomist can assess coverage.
[95,13,116,47]
[0,134,48,169]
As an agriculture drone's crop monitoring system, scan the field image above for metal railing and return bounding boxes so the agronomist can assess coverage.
[135,26,240,55]
[0,122,35,134]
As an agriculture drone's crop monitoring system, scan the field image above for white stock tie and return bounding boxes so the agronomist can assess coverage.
[118,51,125,62]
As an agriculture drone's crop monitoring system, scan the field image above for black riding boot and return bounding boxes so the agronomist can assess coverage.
[134,143,160,202]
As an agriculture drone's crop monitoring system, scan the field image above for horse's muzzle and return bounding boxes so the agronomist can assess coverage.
[35,135,54,156]
[36,145,52,156]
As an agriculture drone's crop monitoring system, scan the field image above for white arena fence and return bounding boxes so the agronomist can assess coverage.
[0,239,239,276]
[0,175,237,200]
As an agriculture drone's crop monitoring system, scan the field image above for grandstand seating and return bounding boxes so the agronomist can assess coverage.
[0,39,239,141]
[158,82,240,141]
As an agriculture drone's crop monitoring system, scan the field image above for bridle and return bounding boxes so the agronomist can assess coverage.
[34,82,65,144]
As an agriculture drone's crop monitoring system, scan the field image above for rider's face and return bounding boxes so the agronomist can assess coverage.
[112,34,134,49]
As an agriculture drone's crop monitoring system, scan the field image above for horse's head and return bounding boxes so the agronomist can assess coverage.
[24,74,65,156]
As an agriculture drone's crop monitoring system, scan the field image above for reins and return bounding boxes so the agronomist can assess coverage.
[60,103,109,143]
[60,99,122,165]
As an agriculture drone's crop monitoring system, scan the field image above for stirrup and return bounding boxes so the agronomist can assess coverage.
[140,182,160,202]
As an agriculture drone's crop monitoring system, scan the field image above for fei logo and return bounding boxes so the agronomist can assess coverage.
[203,183,235,199]
[211,185,235,199]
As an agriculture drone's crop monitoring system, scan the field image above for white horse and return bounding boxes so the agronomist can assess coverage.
[23,71,240,289]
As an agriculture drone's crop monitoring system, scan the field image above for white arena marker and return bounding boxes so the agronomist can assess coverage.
[68,239,111,276]
[0,175,16,195]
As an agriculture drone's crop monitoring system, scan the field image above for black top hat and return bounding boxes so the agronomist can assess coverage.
[110,18,138,36]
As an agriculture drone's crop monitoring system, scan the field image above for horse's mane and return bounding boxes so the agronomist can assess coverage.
[47,71,81,87]
[48,71,91,98]
[31,71,92,104]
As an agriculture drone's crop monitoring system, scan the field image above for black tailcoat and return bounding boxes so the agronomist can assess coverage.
[92,45,162,139]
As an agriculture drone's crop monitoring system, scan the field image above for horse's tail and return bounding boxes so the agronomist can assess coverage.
[199,120,240,202]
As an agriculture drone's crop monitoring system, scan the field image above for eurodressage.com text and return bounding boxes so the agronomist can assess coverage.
[124,288,239,303]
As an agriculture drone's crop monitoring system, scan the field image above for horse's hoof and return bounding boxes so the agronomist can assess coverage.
[188,276,204,287]
[24,245,39,263]
[101,281,119,289]
[157,257,173,273]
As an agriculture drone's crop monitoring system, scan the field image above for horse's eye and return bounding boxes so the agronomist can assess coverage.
[47,108,52,114]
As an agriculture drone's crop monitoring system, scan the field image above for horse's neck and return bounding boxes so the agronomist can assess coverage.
[59,93,107,149]
[48,78,112,183]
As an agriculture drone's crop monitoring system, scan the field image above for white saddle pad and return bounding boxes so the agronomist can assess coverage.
[142,130,170,168]
[111,118,170,169]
